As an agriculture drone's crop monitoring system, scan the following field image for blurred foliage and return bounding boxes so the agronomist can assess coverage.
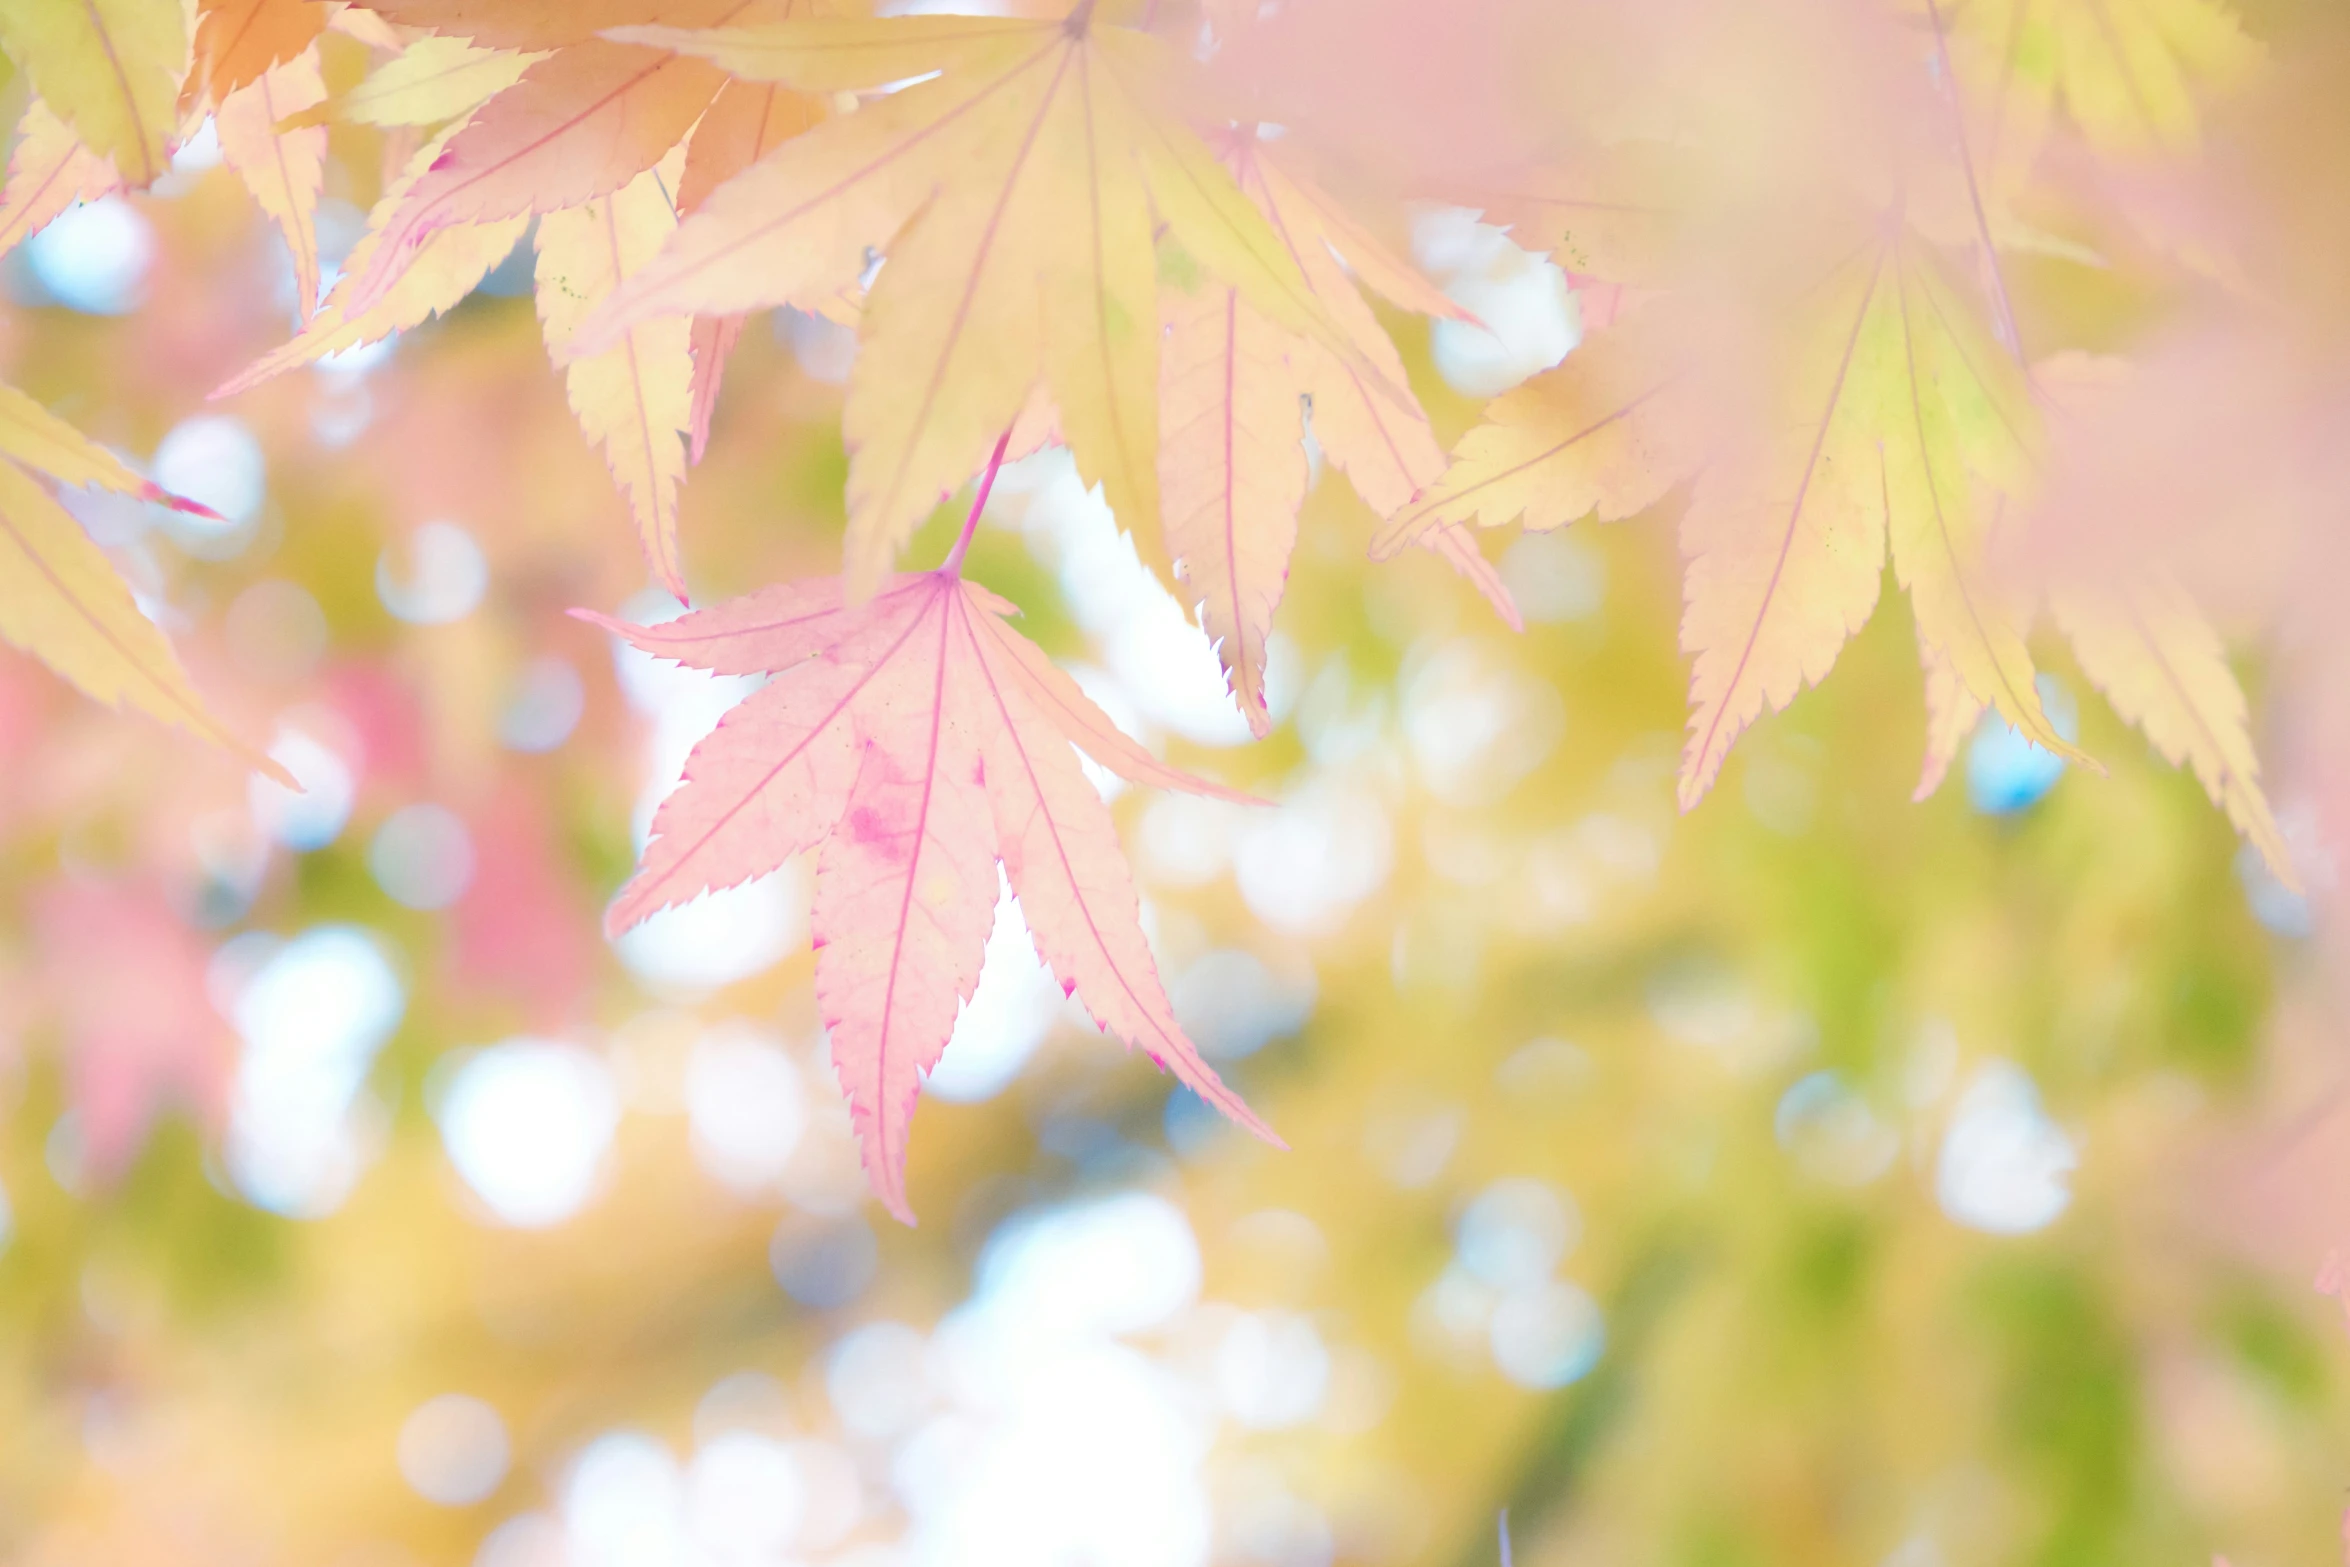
[0,18,2339,1567]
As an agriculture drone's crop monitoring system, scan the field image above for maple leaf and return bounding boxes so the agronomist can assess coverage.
[0,388,288,782]
[348,0,724,49]
[1158,278,1305,734]
[1372,311,1691,553]
[338,2,802,311]
[1913,633,1982,802]
[573,5,1391,596]
[534,156,696,598]
[1686,227,2094,807]
[1466,140,1690,287]
[1378,214,2089,810]
[1984,350,2300,879]
[191,0,328,106]
[1914,558,2292,888]
[215,50,330,319]
[586,468,1278,1221]
[287,35,548,131]
[0,98,123,258]
[2050,572,2294,884]
[236,2,831,585]
[215,116,534,394]
[1936,0,2259,180]
[675,76,828,462]
[0,0,183,188]
[1159,135,1507,733]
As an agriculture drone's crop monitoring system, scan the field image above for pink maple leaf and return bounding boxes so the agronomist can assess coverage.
[582,561,1281,1222]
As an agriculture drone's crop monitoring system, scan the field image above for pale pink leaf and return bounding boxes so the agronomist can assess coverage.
[595,569,1274,1219]
[954,587,1275,1141]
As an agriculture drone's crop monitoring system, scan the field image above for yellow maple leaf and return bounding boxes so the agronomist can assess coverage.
[1159,136,1494,734]
[214,116,532,395]
[1936,0,2260,181]
[1159,279,1306,736]
[348,0,725,50]
[215,50,329,318]
[338,38,726,311]
[575,6,1388,595]
[0,384,177,501]
[1382,211,2086,810]
[1912,632,1984,802]
[2052,573,2293,884]
[675,76,831,461]
[0,407,283,781]
[1683,226,2087,808]
[1239,145,1461,517]
[0,97,122,258]
[0,0,184,188]
[1372,310,1691,551]
[192,0,326,106]
[535,156,695,599]
[285,35,547,130]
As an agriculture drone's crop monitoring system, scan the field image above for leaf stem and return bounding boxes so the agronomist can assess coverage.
[1922,0,2024,362]
[941,428,1014,578]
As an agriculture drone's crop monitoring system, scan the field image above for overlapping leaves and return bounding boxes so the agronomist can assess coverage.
[0,0,2305,1207]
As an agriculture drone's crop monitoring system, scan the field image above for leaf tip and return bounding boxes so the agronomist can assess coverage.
[567,606,634,638]
[604,878,663,941]
[2260,847,2305,898]
[865,1150,918,1226]
[1673,763,1714,814]
[146,483,223,522]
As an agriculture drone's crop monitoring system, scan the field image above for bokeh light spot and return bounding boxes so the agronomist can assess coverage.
[370,803,476,911]
[771,1218,880,1309]
[377,520,489,624]
[438,1041,619,1228]
[397,1393,510,1506]
[827,1320,933,1439]
[1936,1060,2077,1235]
[499,656,585,752]
[686,1022,806,1194]
[1169,949,1314,1061]
[1499,532,1605,624]
[1456,1179,1579,1288]
[223,926,406,1217]
[26,198,153,315]
[928,882,1063,1102]
[1216,1312,1330,1429]
[615,867,807,995]
[1489,1281,1604,1389]
[1967,675,2080,816]
[688,1430,806,1555]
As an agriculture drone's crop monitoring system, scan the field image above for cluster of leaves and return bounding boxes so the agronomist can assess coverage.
[0,0,2308,1216]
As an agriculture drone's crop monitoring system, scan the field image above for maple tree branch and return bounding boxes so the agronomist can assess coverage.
[941,427,1014,577]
